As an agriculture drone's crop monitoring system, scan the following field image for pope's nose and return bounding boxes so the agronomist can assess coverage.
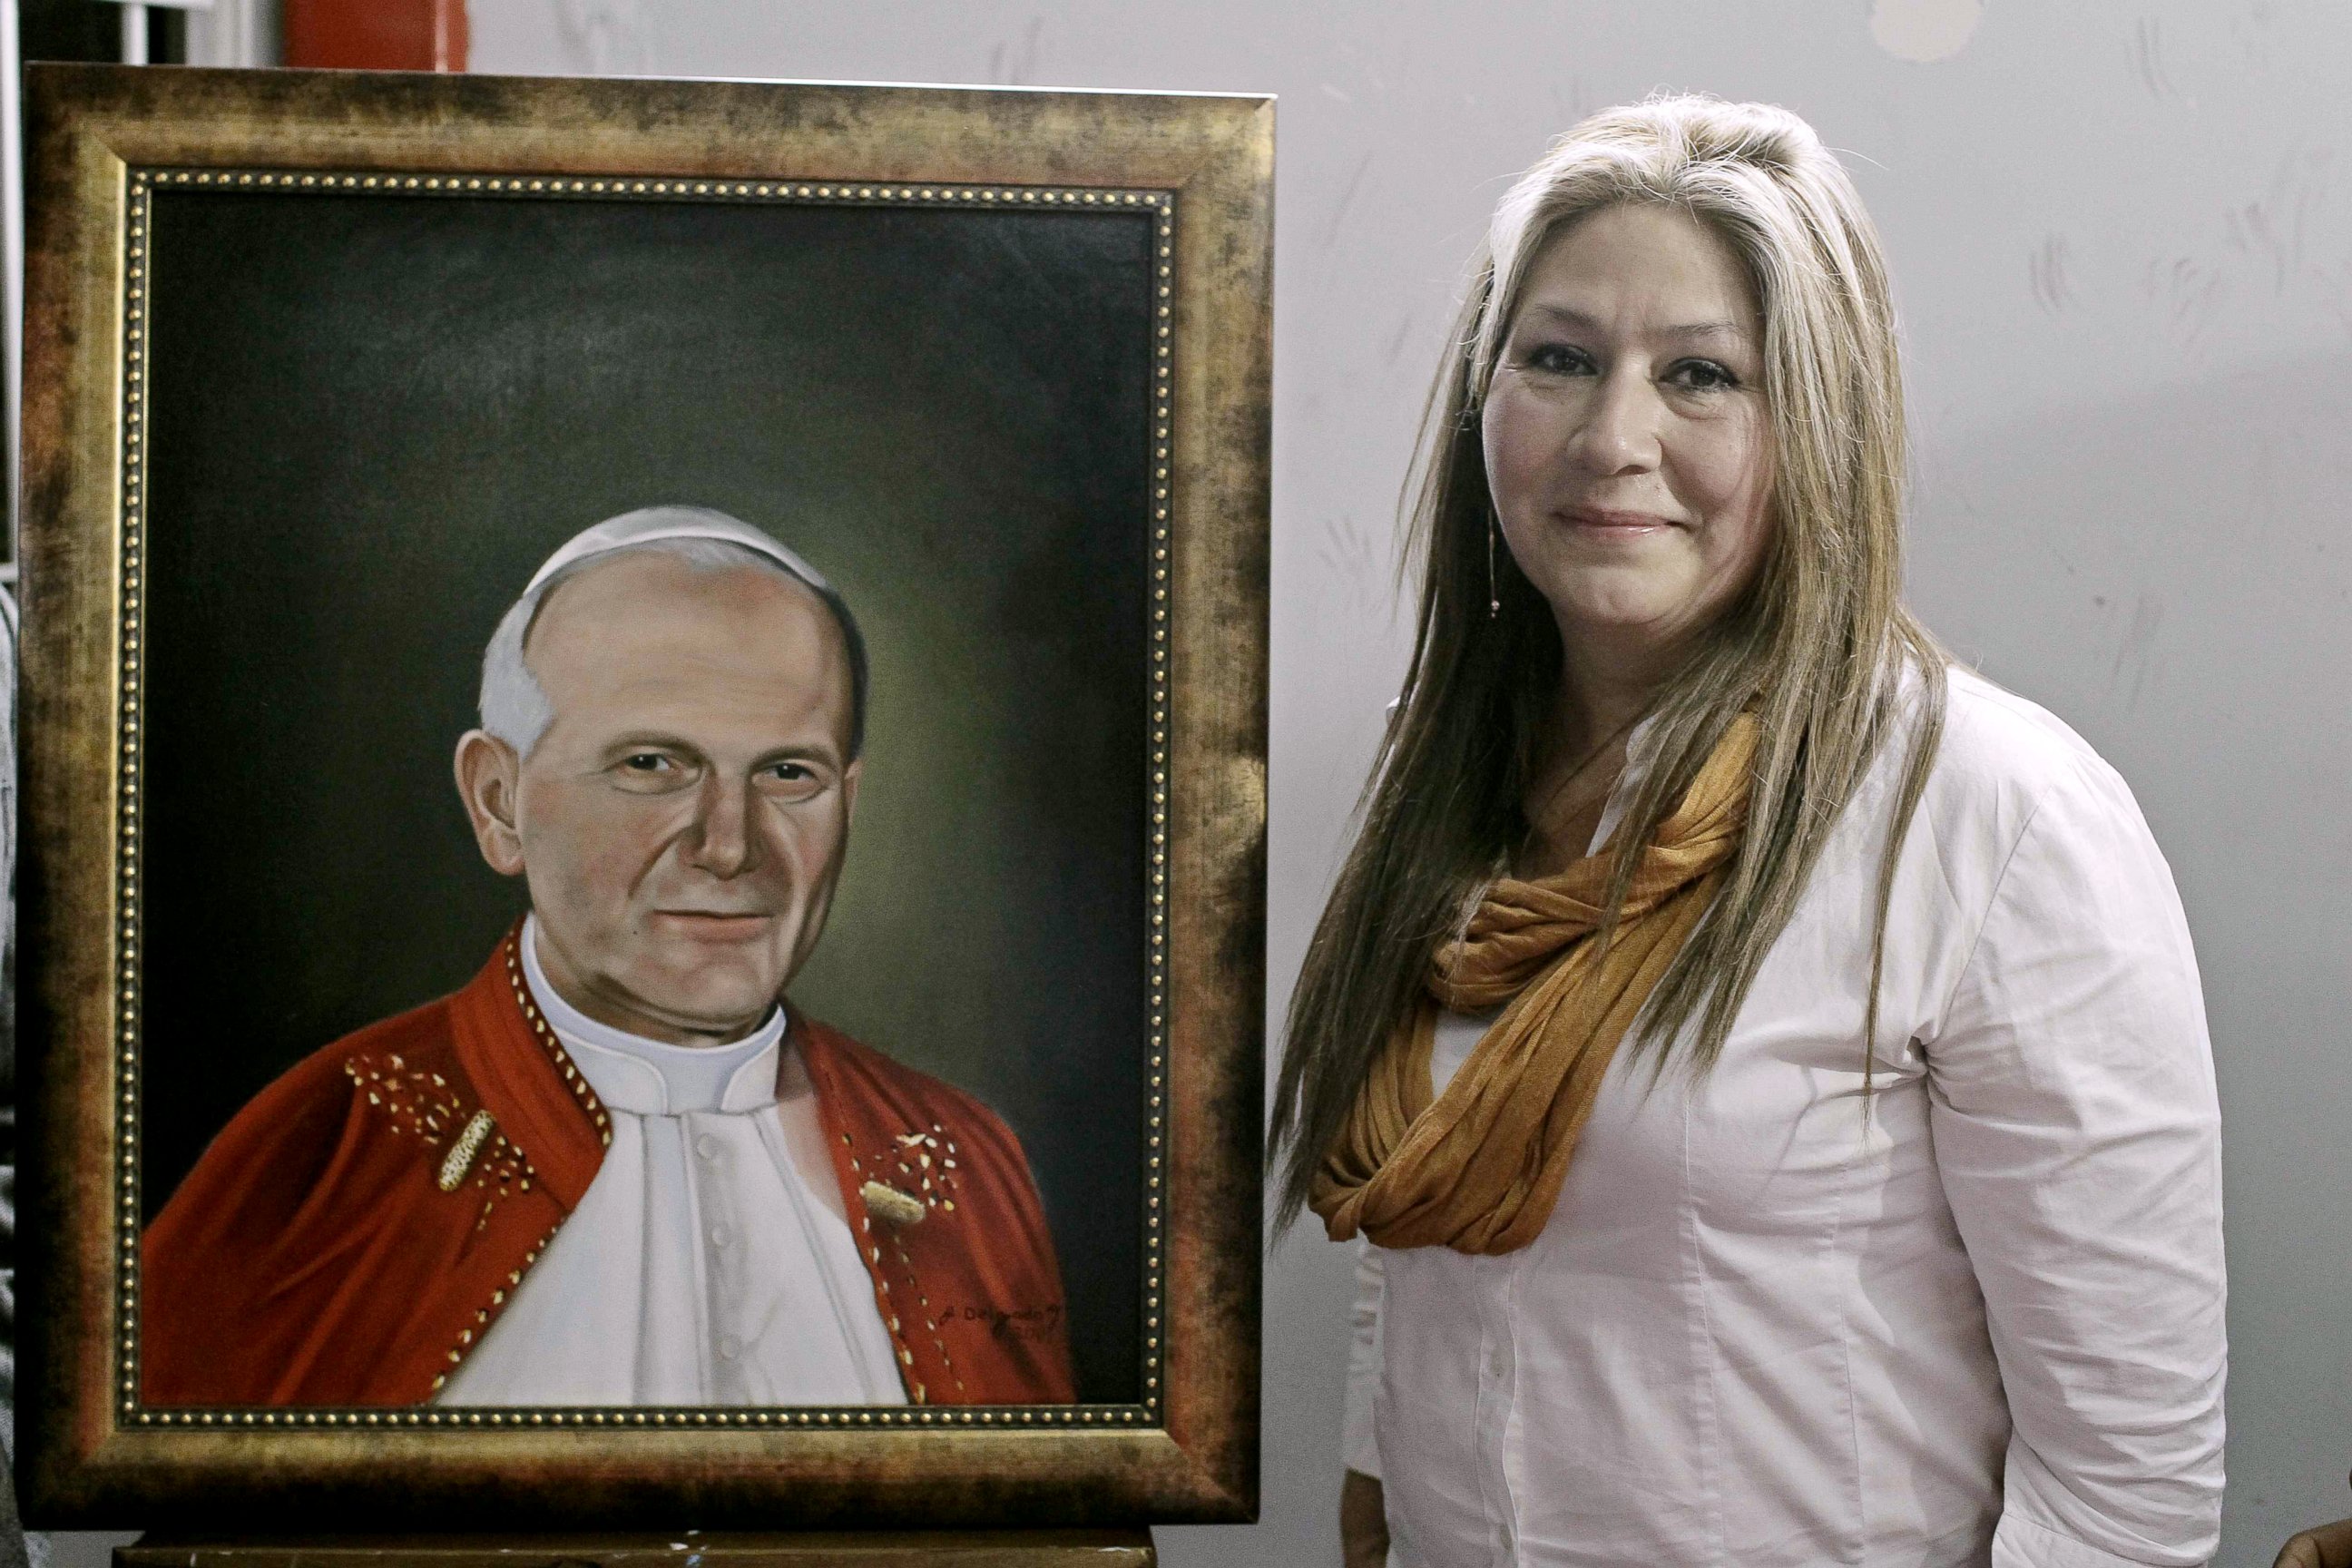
[681,777,759,877]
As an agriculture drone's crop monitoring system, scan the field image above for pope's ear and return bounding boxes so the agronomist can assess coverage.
[454,730,527,877]
[841,757,863,827]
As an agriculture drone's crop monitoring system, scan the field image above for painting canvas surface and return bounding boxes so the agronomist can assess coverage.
[133,186,1154,1406]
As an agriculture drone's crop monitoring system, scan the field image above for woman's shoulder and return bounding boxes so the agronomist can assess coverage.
[1930,666,2122,789]
[1910,663,2155,866]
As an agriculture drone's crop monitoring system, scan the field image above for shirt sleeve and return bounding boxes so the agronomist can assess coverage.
[1926,760,2226,1567]
[1342,1238,1387,1479]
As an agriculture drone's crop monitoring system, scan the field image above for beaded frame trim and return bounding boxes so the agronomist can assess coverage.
[112,166,1176,1435]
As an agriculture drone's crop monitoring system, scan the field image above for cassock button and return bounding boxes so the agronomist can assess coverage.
[717,1334,741,1360]
[709,1222,732,1249]
[694,1133,720,1161]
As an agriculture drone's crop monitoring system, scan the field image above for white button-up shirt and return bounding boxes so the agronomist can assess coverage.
[1344,670,2225,1567]
[439,918,906,1406]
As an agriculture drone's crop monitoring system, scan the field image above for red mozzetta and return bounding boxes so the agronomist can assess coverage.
[142,928,1076,1407]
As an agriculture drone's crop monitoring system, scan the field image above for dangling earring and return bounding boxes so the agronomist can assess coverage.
[1485,510,1503,620]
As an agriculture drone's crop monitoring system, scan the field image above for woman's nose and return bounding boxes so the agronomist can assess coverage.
[1569,368,1662,476]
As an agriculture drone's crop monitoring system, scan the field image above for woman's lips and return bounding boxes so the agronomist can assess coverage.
[1558,505,1680,533]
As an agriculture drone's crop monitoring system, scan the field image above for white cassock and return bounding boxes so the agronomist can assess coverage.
[438,916,907,1406]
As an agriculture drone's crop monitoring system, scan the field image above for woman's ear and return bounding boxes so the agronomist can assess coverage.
[453,730,527,877]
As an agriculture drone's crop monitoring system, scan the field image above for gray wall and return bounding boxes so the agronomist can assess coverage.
[467,5,2351,1565]
[59,4,2352,1563]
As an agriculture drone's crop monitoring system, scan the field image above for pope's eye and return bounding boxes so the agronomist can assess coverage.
[758,760,827,801]
[607,752,690,792]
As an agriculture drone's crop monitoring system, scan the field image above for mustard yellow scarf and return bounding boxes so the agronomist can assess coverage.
[1311,716,1757,1255]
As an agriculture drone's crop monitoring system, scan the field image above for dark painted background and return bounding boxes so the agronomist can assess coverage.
[136,188,1152,1404]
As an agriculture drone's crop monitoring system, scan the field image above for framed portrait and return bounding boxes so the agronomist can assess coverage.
[15,64,1269,1529]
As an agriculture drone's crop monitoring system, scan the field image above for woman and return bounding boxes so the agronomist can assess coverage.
[1273,96,2226,1567]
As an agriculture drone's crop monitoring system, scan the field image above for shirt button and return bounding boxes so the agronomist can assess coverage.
[717,1334,741,1360]
[709,1222,731,1248]
[695,1133,720,1161]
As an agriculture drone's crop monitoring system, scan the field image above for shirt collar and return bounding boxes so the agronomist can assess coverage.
[520,914,785,1116]
[1591,710,1666,855]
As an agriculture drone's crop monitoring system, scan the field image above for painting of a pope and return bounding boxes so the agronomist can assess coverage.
[142,505,1077,1409]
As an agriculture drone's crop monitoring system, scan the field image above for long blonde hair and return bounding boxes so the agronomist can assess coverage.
[1272,94,1947,1224]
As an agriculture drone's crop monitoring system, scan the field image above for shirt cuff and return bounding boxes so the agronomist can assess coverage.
[1341,1393,1381,1480]
[1341,1240,1385,1480]
[1992,1510,2203,1568]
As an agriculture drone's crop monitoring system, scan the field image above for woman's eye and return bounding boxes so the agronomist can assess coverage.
[1668,358,1740,390]
[1523,342,1593,376]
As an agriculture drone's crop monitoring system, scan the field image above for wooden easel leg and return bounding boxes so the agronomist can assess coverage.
[119,1532,1157,1568]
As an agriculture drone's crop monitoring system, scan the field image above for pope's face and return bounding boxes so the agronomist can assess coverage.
[462,554,860,1044]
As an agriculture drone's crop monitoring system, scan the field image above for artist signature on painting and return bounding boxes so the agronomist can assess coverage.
[944,1301,1066,1344]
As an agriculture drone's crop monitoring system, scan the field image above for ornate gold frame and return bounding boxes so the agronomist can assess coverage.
[17,64,1269,1529]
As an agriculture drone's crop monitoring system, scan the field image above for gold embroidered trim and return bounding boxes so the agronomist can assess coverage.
[435,1220,562,1393]
[888,1123,962,1214]
[342,1053,463,1145]
[504,935,612,1148]
[844,1124,974,1405]
[845,1134,927,1399]
[436,1109,497,1192]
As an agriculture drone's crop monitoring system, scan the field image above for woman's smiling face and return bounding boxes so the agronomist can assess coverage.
[1481,202,1777,664]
